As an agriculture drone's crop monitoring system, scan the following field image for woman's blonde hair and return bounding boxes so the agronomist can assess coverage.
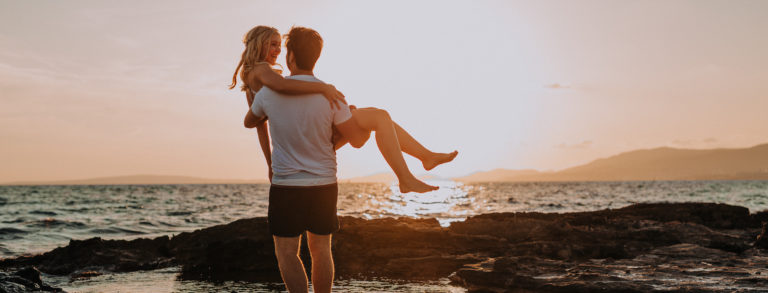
[229,25,280,91]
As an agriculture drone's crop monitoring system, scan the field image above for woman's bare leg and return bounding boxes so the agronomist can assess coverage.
[337,107,458,170]
[391,121,458,171]
[351,108,438,193]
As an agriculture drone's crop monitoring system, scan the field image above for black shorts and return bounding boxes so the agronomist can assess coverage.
[268,183,339,237]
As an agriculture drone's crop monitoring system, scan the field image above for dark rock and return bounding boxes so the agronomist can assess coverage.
[754,222,768,249]
[1,202,766,292]
[12,267,42,287]
[174,216,501,281]
[0,236,173,275]
[332,216,505,279]
[449,203,755,261]
[170,217,280,282]
[451,244,768,293]
[0,267,64,292]
[752,211,768,226]
[377,254,484,280]
[69,270,102,281]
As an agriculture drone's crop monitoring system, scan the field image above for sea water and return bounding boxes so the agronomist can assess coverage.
[1,180,767,292]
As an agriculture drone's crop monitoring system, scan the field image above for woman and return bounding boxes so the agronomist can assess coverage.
[231,26,457,193]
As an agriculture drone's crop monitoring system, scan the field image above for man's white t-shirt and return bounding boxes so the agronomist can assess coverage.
[250,75,353,186]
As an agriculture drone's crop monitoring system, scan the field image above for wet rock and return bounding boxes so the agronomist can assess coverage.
[451,244,768,292]
[379,254,484,280]
[1,202,766,292]
[332,216,505,279]
[170,217,280,282]
[0,267,65,292]
[0,236,173,275]
[754,222,768,249]
[173,216,501,281]
[450,203,756,261]
[69,270,102,281]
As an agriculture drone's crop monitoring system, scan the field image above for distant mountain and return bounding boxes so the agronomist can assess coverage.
[455,143,768,182]
[3,175,266,186]
[8,144,767,185]
[454,169,544,182]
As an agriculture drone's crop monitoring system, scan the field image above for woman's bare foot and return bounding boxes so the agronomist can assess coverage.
[422,151,458,171]
[399,176,439,193]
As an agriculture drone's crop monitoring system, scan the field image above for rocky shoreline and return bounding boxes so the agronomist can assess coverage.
[2,202,768,292]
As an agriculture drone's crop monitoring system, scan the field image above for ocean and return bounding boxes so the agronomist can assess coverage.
[1,180,767,292]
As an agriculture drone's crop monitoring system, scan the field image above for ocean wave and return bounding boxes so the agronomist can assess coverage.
[157,221,184,227]
[88,227,145,235]
[0,227,28,235]
[57,207,92,213]
[26,218,87,229]
[1,218,27,224]
[137,220,184,228]
[29,210,58,216]
[166,211,193,216]
[0,245,12,256]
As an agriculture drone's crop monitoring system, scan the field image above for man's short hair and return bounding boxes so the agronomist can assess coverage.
[285,26,323,71]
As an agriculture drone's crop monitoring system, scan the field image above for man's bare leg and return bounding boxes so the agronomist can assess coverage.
[307,233,334,293]
[273,235,308,293]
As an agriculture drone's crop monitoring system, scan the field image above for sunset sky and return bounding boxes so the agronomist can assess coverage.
[1,0,767,183]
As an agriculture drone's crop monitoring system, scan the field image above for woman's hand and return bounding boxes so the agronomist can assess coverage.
[268,167,273,183]
[323,84,347,110]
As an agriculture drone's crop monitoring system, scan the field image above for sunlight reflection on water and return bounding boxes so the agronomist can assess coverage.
[383,180,473,227]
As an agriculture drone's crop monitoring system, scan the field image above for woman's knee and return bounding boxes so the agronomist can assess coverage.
[350,107,391,132]
[371,108,391,122]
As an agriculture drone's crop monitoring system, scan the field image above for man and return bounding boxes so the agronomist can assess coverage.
[243,26,368,293]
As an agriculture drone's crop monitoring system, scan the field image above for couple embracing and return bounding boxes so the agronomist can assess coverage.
[232,26,457,293]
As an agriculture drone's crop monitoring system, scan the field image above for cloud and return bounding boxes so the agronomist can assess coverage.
[555,140,592,149]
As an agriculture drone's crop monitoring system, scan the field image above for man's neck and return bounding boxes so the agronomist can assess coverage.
[289,69,314,76]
